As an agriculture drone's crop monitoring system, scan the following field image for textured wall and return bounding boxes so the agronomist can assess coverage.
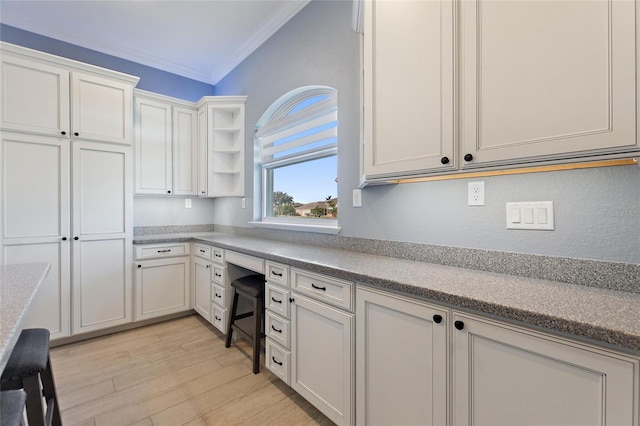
[213,0,640,264]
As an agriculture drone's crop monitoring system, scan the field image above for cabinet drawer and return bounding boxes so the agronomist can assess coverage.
[266,283,290,319]
[291,268,354,312]
[212,306,227,333]
[225,250,264,273]
[266,261,289,288]
[266,311,290,348]
[194,244,212,259]
[212,266,225,284]
[266,339,290,385]
[212,283,225,308]
[135,243,190,260]
[212,247,225,265]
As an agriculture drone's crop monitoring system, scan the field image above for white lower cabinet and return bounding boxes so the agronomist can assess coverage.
[193,256,212,322]
[291,268,354,426]
[452,312,640,426]
[134,243,191,321]
[355,286,448,426]
[356,287,640,426]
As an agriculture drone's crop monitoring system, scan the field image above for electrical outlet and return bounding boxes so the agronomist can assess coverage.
[468,181,485,206]
[353,189,362,207]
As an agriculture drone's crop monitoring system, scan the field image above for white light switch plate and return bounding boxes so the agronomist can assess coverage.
[506,201,554,230]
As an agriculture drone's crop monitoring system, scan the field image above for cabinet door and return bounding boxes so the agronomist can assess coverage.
[197,107,208,196]
[134,97,173,194]
[452,312,639,426]
[172,106,197,196]
[291,293,354,426]
[1,132,71,339]
[0,55,70,137]
[71,72,133,145]
[356,286,448,426]
[72,141,132,334]
[193,256,212,322]
[363,0,455,179]
[460,0,638,167]
[135,257,190,321]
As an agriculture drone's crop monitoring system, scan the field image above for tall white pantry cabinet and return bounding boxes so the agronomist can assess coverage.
[0,42,139,338]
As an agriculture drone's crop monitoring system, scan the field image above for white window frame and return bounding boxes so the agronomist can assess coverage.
[250,86,340,234]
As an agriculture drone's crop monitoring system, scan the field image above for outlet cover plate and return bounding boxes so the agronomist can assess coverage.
[468,181,485,206]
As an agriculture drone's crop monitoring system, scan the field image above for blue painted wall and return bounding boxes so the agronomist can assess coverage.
[0,24,215,101]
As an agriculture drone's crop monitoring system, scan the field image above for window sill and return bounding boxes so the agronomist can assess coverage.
[249,221,341,235]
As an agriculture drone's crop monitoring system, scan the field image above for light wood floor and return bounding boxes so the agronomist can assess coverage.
[49,315,334,426]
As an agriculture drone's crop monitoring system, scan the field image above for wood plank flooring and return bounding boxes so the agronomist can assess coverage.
[49,315,334,426]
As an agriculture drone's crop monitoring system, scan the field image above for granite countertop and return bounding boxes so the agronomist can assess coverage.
[0,262,51,372]
[134,233,640,353]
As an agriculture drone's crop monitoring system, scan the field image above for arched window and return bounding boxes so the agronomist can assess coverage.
[255,86,338,231]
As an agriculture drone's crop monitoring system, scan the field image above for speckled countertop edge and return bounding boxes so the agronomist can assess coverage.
[0,262,51,372]
[134,233,640,353]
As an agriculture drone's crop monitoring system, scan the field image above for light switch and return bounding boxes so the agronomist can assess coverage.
[506,201,554,230]
[511,208,521,223]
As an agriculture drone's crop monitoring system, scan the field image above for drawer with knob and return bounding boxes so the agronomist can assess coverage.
[266,311,290,348]
[134,242,190,260]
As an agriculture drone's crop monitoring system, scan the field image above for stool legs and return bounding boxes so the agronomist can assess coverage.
[252,294,262,374]
[225,289,240,349]
[41,355,62,426]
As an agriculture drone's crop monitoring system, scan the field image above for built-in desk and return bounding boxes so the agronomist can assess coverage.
[0,263,50,372]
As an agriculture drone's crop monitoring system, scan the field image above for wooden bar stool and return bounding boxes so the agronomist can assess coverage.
[1,390,27,426]
[1,329,62,426]
[224,274,265,374]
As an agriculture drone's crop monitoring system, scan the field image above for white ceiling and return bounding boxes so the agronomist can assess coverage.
[0,0,311,85]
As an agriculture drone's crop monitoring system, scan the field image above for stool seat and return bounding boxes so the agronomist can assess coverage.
[1,329,62,426]
[225,274,265,374]
[1,390,27,426]
[231,275,264,298]
[1,329,50,382]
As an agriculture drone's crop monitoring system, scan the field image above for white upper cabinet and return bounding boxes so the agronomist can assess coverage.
[71,72,134,144]
[460,0,639,168]
[0,42,138,144]
[134,95,173,194]
[134,91,197,196]
[197,97,247,198]
[0,55,70,137]
[363,0,455,179]
[172,106,198,196]
[362,0,640,182]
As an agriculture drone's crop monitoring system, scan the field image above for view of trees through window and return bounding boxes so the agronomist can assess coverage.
[257,86,338,223]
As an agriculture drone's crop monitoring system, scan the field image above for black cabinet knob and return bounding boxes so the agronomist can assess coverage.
[137,264,141,268]
[454,320,465,330]
[167,190,171,194]
[74,132,79,137]
[464,153,473,162]
[61,131,66,135]
[74,237,79,240]
[440,157,449,165]
[61,237,67,241]
[289,297,295,303]
[433,314,443,324]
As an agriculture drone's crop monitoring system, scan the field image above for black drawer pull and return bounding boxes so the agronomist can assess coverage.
[271,297,282,304]
[157,249,171,253]
[271,271,283,277]
[215,315,221,321]
[272,356,282,366]
[215,273,222,277]
[311,283,326,291]
[199,249,206,253]
[215,293,221,298]
[271,325,282,333]
[215,253,222,258]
